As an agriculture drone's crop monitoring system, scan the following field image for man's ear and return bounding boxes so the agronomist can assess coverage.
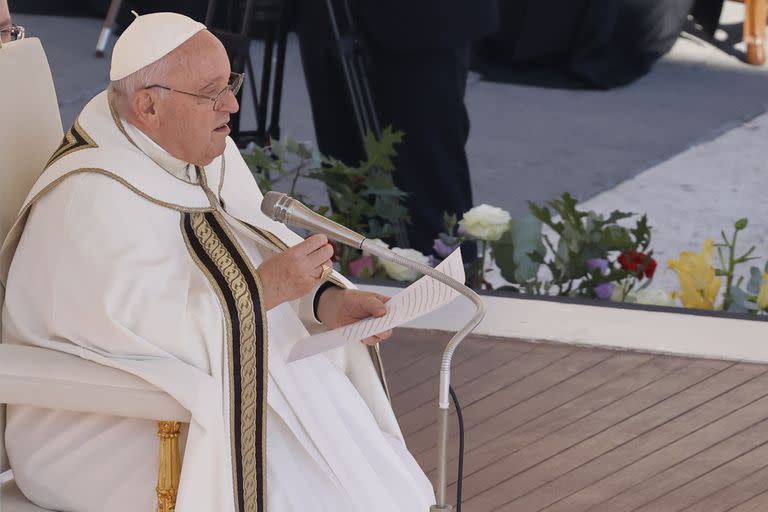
[131,90,159,128]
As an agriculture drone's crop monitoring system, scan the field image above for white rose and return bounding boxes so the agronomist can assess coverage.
[379,247,431,282]
[459,204,511,241]
[634,288,676,307]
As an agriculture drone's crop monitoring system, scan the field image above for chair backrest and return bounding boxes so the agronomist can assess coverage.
[0,36,64,473]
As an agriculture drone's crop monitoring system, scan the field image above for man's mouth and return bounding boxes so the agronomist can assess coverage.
[214,122,230,133]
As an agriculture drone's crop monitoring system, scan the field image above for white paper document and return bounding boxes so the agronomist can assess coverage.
[287,249,466,362]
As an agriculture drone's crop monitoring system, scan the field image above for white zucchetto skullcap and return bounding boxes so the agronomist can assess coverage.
[110,11,206,81]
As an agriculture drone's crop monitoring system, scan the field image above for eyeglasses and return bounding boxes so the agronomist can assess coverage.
[0,24,26,44]
[145,72,244,111]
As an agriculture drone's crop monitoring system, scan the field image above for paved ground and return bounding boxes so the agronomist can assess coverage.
[384,328,768,511]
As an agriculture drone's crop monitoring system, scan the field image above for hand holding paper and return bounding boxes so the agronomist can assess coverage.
[288,249,466,362]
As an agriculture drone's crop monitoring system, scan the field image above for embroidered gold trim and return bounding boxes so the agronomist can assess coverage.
[179,214,239,503]
[107,89,139,150]
[45,119,98,169]
[181,211,268,512]
[218,153,226,199]
[197,167,221,208]
[21,168,214,214]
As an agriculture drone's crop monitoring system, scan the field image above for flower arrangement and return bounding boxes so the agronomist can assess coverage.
[432,193,655,299]
[665,218,768,314]
[433,198,768,316]
[243,136,768,316]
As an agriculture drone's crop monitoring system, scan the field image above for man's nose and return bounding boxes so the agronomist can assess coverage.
[221,90,239,114]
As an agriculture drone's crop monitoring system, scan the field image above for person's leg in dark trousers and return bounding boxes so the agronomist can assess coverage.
[296,0,366,167]
[369,44,477,261]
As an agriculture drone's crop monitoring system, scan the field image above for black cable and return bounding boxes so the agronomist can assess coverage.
[449,385,464,512]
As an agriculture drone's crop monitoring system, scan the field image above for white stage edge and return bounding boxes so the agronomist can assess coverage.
[359,284,768,364]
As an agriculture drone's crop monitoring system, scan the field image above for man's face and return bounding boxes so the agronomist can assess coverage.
[151,31,239,167]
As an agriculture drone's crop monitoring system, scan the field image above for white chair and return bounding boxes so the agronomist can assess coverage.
[0,37,190,512]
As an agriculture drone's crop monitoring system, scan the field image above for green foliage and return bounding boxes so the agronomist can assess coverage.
[242,129,409,272]
[715,218,760,312]
[491,214,545,293]
[496,192,653,297]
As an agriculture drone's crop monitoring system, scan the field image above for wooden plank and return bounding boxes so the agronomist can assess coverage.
[380,329,451,376]
[680,462,768,511]
[459,359,731,511]
[512,365,768,512]
[527,387,768,512]
[384,331,768,512]
[728,490,768,511]
[638,439,768,511]
[387,337,493,397]
[434,355,690,483]
[401,344,576,451]
[391,339,533,416]
[422,351,655,478]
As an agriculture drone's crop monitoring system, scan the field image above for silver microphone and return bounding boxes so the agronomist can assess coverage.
[261,191,366,249]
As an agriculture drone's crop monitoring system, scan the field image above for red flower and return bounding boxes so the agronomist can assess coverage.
[618,251,657,279]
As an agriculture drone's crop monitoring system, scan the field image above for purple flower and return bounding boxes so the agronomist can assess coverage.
[593,282,614,300]
[349,255,375,278]
[587,257,609,274]
[427,255,439,267]
[433,238,456,258]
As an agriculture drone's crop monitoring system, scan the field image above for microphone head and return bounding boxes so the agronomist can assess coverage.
[261,191,289,222]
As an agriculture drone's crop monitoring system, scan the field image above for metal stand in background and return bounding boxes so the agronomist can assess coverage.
[94,0,124,56]
[323,0,380,144]
[205,0,288,148]
[322,0,409,248]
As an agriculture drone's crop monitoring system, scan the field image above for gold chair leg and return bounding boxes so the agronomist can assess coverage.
[156,421,181,512]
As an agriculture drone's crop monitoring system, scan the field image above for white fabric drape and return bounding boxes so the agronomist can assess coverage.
[1,91,434,512]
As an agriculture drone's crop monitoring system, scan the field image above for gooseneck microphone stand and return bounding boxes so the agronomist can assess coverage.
[361,241,486,512]
[263,192,487,511]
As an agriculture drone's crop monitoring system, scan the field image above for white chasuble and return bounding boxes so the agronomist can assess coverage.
[0,91,434,511]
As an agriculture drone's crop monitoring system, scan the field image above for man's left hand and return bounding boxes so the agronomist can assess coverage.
[316,288,393,345]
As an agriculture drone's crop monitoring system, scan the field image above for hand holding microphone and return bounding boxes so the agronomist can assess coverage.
[256,234,334,311]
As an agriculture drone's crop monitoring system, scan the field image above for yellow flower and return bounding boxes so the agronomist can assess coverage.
[757,273,768,310]
[667,239,721,310]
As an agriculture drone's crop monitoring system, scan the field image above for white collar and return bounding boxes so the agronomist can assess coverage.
[122,121,199,184]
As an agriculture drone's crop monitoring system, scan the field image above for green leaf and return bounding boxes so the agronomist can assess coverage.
[443,213,458,234]
[735,218,749,231]
[729,286,758,312]
[600,225,632,251]
[747,266,763,295]
[491,229,518,284]
[362,126,404,174]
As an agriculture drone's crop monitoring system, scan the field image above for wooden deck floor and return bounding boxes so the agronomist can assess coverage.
[381,329,768,512]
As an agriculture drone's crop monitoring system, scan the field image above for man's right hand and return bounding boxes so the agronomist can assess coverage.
[257,234,334,311]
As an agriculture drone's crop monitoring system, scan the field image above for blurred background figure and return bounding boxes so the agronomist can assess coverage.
[472,0,729,89]
[296,0,499,262]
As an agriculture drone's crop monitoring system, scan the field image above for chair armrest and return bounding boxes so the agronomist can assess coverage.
[0,345,190,422]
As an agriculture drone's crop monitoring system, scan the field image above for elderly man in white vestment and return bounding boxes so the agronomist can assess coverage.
[0,12,435,512]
